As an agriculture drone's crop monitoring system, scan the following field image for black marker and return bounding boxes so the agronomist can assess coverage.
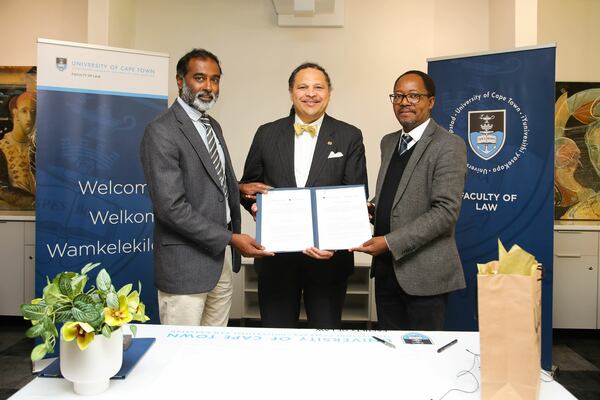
[372,336,396,349]
[437,339,458,353]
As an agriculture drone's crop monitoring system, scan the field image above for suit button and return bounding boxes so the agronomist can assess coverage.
[218,197,224,202]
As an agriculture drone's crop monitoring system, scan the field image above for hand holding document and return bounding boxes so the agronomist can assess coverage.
[256,185,372,253]
[258,189,314,252]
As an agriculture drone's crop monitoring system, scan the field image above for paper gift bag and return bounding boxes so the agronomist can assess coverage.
[478,268,542,400]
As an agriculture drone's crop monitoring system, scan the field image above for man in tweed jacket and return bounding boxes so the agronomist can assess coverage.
[353,70,467,330]
[141,49,271,327]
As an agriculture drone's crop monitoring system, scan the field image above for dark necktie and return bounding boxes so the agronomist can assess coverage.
[199,115,228,198]
[399,133,413,156]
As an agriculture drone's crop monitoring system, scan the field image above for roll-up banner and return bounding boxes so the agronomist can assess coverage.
[428,45,555,370]
[36,39,169,322]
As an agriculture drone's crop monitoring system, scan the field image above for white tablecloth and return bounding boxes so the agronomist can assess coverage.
[9,324,576,400]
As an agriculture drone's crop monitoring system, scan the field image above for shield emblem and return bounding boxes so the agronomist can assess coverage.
[468,110,506,160]
[56,57,67,72]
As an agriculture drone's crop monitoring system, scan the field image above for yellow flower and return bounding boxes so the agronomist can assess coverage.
[61,322,95,350]
[133,302,150,322]
[104,295,133,327]
[126,291,149,322]
[126,291,140,312]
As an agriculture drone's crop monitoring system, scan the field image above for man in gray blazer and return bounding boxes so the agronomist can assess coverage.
[240,63,368,329]
[140,49,272,327]
[353,70,467,330]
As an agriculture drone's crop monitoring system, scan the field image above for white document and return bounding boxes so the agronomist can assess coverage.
[258,189,314,252]
[314,186,372,250]
[257,185,371,252]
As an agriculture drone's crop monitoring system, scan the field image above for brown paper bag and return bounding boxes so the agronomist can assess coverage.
[478,268,542,400]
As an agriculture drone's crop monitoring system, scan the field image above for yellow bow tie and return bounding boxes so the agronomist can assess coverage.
[294,123,317,137]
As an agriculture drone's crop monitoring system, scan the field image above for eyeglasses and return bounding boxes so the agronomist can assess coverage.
[389,93,430,104]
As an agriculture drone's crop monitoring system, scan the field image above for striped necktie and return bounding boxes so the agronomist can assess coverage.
[399,133,413,156]
[199,114,228,198]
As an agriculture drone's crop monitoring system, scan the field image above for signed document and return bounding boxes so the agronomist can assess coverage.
[257,185,371,252]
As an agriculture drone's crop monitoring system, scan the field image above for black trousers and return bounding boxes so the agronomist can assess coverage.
[255,253,348,329]
[374,260,448,331]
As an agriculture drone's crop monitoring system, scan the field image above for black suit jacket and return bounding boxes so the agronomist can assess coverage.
[240,113,368,278]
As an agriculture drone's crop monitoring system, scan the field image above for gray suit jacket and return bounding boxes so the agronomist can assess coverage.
[374,119,467,296]
[140,101,241,294]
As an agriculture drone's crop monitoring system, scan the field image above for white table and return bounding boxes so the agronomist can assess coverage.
[10,325,576,400]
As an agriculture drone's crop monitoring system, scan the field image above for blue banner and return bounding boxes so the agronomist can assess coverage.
[36,40,169,323]
[428,45,555,370]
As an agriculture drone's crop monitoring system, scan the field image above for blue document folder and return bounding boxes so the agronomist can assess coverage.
[38,337,155,379]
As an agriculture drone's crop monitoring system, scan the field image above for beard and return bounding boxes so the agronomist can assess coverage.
[181,81,218,112]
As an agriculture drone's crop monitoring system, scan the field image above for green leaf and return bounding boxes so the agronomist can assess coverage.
[81,262,100,276]
[106,292,119,309]
[73,293,94,304]
[72,302,100,322]
[129,324,137,337]
[21,304,47,321]
[58,274,74,297]
[88,312,104,329]
[101,325,112,338]
[25,323,46,338]
[46,337,56,353]
[31,344,48,361]
[42,282,63,305]
[73,300,95,310]
[43,318,58,338]
[54,310,73,323]
[117,284,132,297]
[71,275,88,295]
[96,269,111,292]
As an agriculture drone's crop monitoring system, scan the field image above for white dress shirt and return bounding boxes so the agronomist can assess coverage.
[294,114,324,188]
[177,97,231,223]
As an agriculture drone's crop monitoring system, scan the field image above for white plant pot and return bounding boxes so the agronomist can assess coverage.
[60,328,123,395]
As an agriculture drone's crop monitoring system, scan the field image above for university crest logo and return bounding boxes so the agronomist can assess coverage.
[468,110,505,160]
[56,57,67,72]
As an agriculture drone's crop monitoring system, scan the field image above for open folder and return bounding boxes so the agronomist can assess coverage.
[38,337,155,379]
[256,185,371,252]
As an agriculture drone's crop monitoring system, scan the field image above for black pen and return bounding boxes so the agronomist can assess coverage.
[437,339,458,353]
[372,336,396,349]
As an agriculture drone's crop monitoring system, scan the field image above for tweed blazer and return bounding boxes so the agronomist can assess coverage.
[140,101,241,294]
[374,119,467,296]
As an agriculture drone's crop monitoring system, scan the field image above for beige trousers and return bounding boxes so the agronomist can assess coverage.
[158,248,233,326]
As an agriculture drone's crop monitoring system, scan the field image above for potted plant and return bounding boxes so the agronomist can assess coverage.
[20,262,150,395]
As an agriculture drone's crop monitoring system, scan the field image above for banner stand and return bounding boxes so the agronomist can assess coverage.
[428,44,556,370]
[36,39,169,323]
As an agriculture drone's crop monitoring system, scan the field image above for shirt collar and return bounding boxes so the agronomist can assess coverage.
[402,118,431,142]
[294,113,325,127]
[177,97,204,122]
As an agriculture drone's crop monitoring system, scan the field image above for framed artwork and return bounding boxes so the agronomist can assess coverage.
[0,66,36,215]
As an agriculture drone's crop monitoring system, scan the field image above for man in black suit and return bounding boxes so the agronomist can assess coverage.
[240,63,368,329]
